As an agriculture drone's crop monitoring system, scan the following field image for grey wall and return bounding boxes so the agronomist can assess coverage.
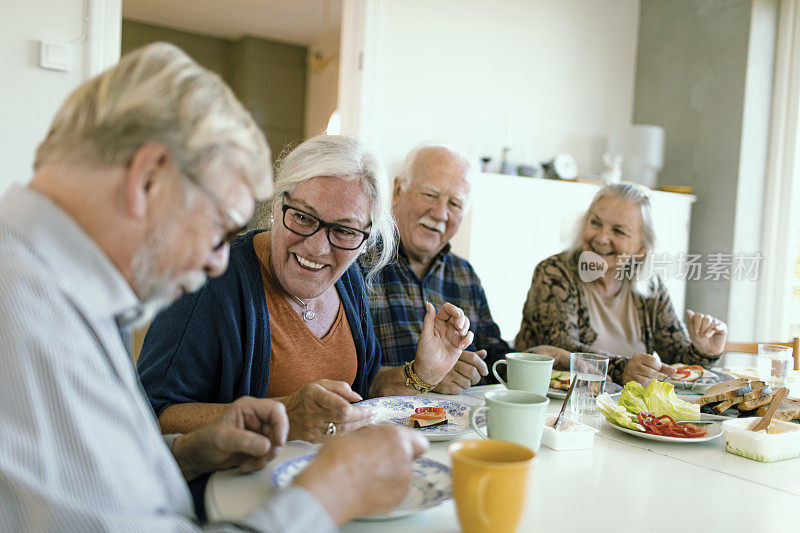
[122,20,234,88]
[121,20,306,161]
[232,36,307,159]
[633,0,755,321]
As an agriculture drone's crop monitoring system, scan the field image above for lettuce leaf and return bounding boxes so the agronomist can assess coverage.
[641,380,700,421]
[618,381,648,414]
[596,393,645,431]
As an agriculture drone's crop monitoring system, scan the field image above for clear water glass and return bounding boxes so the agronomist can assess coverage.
[757,344,792,388]
[569,353,609,418]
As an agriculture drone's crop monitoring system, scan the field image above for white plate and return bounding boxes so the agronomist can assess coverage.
[547,388,568,399]
[604,419,724,443]
[271,453,452,520]
[663,367,733,395]
[355,396,485,441]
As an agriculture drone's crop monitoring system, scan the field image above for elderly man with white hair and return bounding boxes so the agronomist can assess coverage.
[363,143,514,394]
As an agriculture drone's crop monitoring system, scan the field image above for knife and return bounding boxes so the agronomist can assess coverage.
[674,414,736,424]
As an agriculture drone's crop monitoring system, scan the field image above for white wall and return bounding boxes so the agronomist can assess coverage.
[304,32,340,138]
[729,0,778,339]
[0,0,121,194]
[353,0,640,178]
[0,0,87,192]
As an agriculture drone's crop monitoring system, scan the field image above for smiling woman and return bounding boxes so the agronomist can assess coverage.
[515,183,729,387]
[137,134,475,446]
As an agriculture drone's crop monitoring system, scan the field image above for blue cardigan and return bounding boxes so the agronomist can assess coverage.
[137,230,382,417]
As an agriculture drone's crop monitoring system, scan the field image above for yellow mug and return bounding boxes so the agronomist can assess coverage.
[448,439,535,533]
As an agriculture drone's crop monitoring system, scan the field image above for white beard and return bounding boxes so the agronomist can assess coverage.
[130,223,207,325]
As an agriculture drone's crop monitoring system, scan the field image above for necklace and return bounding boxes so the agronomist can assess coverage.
[260,233,316,321]
[287,293,315,321]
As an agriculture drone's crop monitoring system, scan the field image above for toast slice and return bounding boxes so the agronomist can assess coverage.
[695,378,750,406]
[709,381,768,414]
[755,398,800,421]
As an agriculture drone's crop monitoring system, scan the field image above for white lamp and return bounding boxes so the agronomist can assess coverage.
[606,125,665,188]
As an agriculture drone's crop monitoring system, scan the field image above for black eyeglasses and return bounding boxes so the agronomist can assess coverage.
[181,168,250,250]
[281,202,370,250]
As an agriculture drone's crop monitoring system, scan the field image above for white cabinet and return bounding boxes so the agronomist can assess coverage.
[450,173,696,345]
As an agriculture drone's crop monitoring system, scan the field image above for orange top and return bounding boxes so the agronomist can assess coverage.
[258,237,358,398]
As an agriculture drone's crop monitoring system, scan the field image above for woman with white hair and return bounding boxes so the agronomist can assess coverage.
[138,135,473,442]
[515,183,727,386]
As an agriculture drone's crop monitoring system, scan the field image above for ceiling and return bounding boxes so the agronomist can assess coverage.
[122,0,342,46]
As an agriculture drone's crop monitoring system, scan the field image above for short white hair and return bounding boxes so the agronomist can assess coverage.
[395,143,476,197]
[262,135,396,287]
[35,42,272,200]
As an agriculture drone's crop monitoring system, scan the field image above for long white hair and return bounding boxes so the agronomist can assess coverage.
[566,183,657,295]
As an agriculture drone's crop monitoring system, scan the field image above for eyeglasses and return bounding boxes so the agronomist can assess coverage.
[281,201,370,250]
[181,168,249,250]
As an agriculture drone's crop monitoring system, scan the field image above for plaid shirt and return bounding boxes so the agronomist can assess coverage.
[363,244,511,376]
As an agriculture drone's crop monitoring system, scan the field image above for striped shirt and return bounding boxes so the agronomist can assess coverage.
[0,184,334,532]
[363,245,511,374]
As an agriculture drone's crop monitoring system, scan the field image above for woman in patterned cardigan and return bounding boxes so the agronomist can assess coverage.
[515,184,727,386]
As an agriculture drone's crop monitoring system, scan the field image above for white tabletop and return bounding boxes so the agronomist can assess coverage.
[206,385,800,532]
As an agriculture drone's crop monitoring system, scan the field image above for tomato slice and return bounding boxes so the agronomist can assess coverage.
[636,412,706,438]
[414,407,445,415]
[410,413,445,421]
[672,364,705,381]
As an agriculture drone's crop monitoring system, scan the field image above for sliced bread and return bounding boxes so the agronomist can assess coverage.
[695,378,750,406]
[709,381,768,414]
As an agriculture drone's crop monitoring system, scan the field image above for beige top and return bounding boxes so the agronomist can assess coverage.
[258,235,358,398]
[582,280,647,357]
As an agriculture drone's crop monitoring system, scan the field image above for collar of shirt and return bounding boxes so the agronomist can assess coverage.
[0,185,142,326]
[397,242,452,282]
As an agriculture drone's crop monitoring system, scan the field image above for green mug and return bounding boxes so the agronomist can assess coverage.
[470,390,550,452]
[492,352,554,397]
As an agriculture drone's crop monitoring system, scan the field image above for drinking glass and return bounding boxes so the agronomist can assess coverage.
[757,344,792,388]
[569,353,609,418]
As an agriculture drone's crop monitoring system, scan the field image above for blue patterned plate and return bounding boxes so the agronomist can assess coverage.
[271,453,452,520]
[355,396,486,441]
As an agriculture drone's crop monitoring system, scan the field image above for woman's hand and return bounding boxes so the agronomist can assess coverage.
[621,353,676,387]
[530,345,571,370]
[412,302,474,386]
[279,380,375,443]
[686,309,727,356]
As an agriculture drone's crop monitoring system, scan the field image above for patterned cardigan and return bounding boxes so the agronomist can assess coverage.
[514,252,721,384]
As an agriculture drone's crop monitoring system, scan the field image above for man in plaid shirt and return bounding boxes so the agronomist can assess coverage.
[363,143,512,394]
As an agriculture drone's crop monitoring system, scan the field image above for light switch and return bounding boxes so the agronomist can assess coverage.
[40,41,72,72]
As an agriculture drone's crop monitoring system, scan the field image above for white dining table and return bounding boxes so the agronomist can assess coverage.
[206,384,800,532]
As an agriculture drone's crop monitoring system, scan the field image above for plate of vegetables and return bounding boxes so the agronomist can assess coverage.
[597,381,724,443]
